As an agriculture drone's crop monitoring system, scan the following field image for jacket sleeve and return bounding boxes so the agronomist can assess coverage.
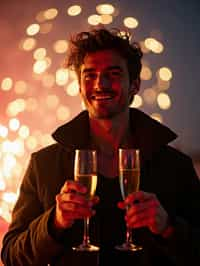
[153,156,200,265]
[1,155,65,266]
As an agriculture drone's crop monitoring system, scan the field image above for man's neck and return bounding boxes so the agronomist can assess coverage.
[89,109,131,154]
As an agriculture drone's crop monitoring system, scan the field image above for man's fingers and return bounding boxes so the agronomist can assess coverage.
[61,180,87,194]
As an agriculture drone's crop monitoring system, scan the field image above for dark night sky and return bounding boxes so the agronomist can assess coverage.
[0,0,200,156]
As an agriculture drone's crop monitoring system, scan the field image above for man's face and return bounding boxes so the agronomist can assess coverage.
[79,49,136,119]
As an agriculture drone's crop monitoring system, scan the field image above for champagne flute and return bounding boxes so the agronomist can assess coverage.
[115,148,143,251]
[72,149,99,252]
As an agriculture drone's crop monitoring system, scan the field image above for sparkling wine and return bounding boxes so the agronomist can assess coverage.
[119,169,140,200]
[75,174,97,198]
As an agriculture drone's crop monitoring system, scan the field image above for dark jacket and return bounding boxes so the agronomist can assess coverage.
[1,109,200,266]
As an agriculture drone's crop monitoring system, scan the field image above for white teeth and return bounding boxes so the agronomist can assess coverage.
[93,95,113,100]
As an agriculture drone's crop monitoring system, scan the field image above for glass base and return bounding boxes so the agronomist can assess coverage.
[115,242,143,252]
[72,243,100,252]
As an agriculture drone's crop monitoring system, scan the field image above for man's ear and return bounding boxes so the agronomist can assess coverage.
[130,78,140,95]
[128,78,140,104]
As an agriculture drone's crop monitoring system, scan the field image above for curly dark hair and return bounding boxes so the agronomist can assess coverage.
[65,28,143,84]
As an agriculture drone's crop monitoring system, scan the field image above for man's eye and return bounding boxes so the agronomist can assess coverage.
[110,71,121,77]
[85,73,97,80]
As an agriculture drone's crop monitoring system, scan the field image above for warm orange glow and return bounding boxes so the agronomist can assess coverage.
[1,77,13,91]
[88,14,101,25]
[46,94,60,109]
[151,113,163,123]
[14,80,28,94]
[20,37,37,51]
[56,106,71,121]
[159,67,173,81]
[140,66,152,80]
[26,136,38,150]
[53,40,68,54]
[26,23,40,36]
[130,95,143,108]
[96,4,115,15]
[33,48,47,60]
[100,14,113,25]
[144,38,164,53]
[56,68,69,86]
[66,80,79,96]
[43,8,58,20]
[25,98,38,112]
[39,22,53,34]
[67,5,82,16]
[41,74,55,88]
[157,92,171,110]
[9,118,20,131]
[18,125,30,139]
[124,17,139,28]
[143,88,157,104]
[0,125,8,138]
[36,11,46,23]
[33,60,48,74]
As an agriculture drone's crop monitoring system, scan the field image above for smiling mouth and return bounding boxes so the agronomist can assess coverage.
[91,93,115,101]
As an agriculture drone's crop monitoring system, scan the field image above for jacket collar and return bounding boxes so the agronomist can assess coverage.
[52,108,177,160]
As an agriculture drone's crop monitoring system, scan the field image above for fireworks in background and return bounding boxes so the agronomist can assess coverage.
[0,1,197,224]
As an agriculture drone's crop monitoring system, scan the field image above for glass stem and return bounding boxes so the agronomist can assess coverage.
[126,226,133,245]
[83,217,90,246]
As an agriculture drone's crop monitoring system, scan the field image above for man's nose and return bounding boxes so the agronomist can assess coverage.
[95,73,110,89]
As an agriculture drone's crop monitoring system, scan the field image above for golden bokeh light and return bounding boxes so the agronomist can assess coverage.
[14,80,28,94]
[159,67,173,81]
[157,78,170,91]
[0,1,175,224]
[20,37,37,51]
[43,8,58,20]
[67,5,82,16]
[18,125,30,139]
[2,192,18,205]
[39,22,53,34]
[26,136,38,151]
[46,94,60,109]
[140,66,152,80]
[96,4,115,15]
[144,38,164,54]
[1,77,13,91]
[0,125,8,138]
[100,14,113,25]
[157,92,171,110]
[139,41,150,54]
[66,80,79,96]
[56,68,69,86]
[124,17,138,28]
[53,40,68,54]
[9,118,20,132]
[25,98,38,112]
[41,73,55,88]
[33,48,47,60]
[26,23,40,36]
[88,14,101,25]
[56,106,71,121]
[6,99,26,117]
[151,113,163,123]
[143,88,157,105]
[36,10,46,23]
[33,59,48,74]
[40,134,54,147]
[130,95,143,108]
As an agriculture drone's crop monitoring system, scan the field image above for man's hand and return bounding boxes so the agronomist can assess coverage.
[54,180,99,229]
[118,191,170,235]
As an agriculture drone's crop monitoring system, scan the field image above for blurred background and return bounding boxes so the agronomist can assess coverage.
[0,0,200,259]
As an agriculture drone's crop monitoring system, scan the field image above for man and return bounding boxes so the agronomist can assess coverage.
[1,28,200,266]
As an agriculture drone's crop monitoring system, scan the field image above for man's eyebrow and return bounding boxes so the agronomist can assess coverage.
[82,66,123,73]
